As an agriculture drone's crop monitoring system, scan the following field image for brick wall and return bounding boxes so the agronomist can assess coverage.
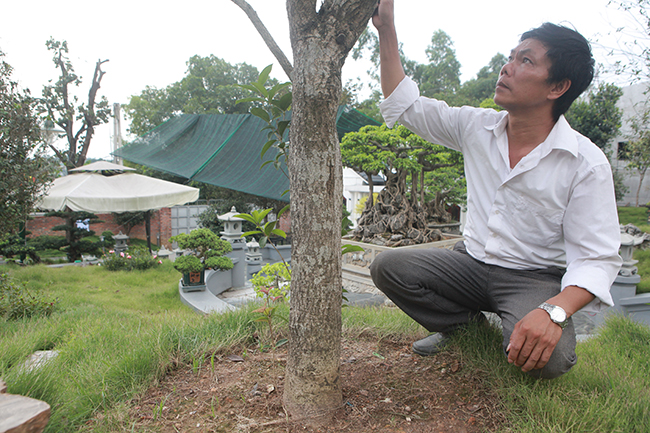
[26,208,174,247]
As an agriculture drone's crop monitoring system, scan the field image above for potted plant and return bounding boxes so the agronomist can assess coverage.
[170,228,234,291]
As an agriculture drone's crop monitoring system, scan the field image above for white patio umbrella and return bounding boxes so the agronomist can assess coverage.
[37,161,200,250]
[38,161,199,213]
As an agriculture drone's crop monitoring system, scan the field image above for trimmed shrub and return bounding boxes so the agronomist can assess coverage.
[102,247,162,272]
[0,273,57,320]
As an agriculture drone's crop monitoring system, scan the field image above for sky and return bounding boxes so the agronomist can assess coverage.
[1,0,639,160]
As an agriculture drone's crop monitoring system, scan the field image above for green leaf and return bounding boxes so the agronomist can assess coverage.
[275,92,293,111]
[258,64,273,86]
[238,84,259,93]
[262,221,277,237]
[260,160,274,170]
[250,107,270,123]
[277,204,290,219]
[269,82,291,95]
[277,120,290,138]
[261,140,277,159]
[342,244,364,255]
[242,230,262,238]
[252,208,273,222]
[275,338,289,348]
[251,82,269,98]
[234,213,257,224]
[271,229,286,238]
[259,236,268,248]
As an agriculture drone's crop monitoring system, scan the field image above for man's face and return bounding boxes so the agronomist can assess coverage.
[494,38,558,114]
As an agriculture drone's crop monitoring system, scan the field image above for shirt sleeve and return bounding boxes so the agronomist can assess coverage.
[379,76,421,129]
[379,76,468,152]
[561,161,622,312]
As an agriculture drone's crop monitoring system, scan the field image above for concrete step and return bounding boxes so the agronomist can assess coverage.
[619,293,650,327]
[179,282,238,314]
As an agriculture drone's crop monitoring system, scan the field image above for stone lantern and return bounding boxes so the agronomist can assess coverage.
[218,207,246,246]
[218,207,246,288]
[113,232,129,254]
[246,239,263,278]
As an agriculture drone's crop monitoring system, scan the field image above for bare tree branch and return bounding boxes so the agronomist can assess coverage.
[230,0,294,79]
[78,58,109,165]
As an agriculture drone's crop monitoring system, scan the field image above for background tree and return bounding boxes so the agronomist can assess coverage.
[123,56,284,215]
[0,50,55,235]
[413,30,462,100]
[566,83,623,150]
[125,55,267,136]
[112,212,146,237]
[565,83,628,201]
[602,1,650,204]
[46,209,102,262]
[604,0,650,83]
[455,53,507,106]
[624,111,650,206]
[350,28,506,110]
[342,124,464,246]
[231,0,377,424]
[40,39,110,171]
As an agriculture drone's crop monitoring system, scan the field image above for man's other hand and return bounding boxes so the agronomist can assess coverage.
[506,308,563,372]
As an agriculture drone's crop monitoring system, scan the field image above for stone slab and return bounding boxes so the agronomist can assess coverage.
[0,394,50,433]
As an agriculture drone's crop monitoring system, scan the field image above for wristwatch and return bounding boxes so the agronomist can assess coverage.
[537,302,569,329]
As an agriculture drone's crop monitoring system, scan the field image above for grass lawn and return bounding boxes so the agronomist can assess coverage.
[1,261,649,432]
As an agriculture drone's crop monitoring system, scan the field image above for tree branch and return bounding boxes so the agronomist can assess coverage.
[230,0,294,79]
[54,49,76,162]
[48,143,67,163]
[78,58,108,165]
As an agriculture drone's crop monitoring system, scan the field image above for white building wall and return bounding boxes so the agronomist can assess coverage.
[610,82,650,206]
[342,167,385,228]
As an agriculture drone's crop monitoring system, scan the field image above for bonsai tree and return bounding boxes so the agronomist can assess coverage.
[170,228,234,275]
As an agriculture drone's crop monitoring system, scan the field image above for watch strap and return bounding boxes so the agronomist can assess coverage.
[537,302,569,329]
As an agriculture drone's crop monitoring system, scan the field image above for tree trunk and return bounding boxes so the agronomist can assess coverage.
[233,0,377,425]
[637,168,647,207]
[283,0,377,424]
[366,172,375,210]
[283,30,344,429]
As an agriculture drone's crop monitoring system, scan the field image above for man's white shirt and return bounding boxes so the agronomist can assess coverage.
[380,76,622,312]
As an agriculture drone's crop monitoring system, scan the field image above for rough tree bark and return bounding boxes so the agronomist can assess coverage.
[232,0,377,425]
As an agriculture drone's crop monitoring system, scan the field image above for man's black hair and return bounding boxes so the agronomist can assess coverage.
[521,22,595,121]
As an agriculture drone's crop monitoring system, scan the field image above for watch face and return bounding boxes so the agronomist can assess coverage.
[550,307,566,323]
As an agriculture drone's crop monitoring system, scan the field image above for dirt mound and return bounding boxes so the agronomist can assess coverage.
[121,335,504,432]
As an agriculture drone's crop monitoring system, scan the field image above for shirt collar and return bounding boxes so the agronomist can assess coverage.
[484,113,579,158]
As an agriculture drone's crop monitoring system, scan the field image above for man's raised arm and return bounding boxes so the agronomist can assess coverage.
[373,0,406,98]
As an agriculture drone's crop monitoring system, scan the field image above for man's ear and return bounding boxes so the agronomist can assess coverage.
[548,79,571,101]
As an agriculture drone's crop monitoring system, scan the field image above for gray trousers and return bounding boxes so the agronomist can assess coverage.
[369,241,577,379]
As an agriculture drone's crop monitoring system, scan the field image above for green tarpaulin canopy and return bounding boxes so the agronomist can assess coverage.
[113,107,380,202]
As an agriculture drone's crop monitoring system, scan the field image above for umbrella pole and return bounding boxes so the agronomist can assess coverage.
[145,211,152,253]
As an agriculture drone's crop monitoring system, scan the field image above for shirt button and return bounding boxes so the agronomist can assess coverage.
[494,210,500,215]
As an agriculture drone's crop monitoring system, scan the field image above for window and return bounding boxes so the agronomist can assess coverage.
[618,141,629,160]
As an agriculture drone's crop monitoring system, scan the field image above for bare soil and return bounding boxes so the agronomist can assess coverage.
[122,335,505,432]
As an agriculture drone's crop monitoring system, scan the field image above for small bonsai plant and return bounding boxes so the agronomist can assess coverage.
[170,228,234,277]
